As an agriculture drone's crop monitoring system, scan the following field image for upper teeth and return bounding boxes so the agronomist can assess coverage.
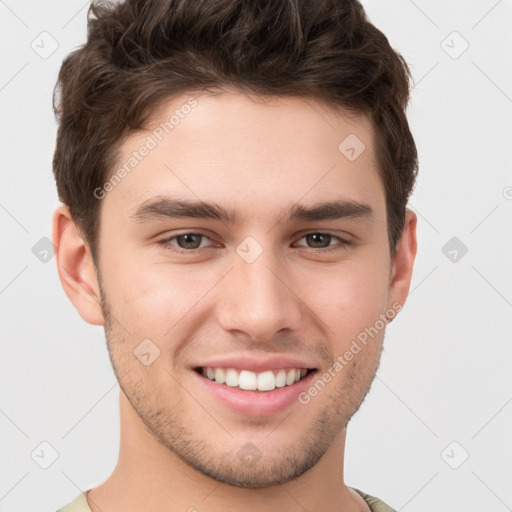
[200,367,308,391]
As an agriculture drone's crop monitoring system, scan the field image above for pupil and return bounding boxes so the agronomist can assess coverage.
[178,234,201,249]
[308,233,330,248]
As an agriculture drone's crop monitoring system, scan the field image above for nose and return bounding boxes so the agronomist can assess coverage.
[217,244,302,342]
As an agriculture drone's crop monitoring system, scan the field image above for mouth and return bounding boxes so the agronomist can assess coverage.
[190,356,320,416]
[193,366,317,392]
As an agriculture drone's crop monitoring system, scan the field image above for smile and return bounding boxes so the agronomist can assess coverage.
[195,367,314,392]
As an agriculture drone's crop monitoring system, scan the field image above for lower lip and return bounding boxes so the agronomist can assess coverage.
[191,369,317,417]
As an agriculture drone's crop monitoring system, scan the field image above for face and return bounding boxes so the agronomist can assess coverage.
[93,90,402,487]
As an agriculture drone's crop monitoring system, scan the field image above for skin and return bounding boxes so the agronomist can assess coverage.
[53,90,417,512]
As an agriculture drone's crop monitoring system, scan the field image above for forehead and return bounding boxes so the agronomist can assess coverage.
[104,90,384,226]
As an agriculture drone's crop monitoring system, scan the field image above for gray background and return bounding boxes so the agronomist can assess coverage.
[1,1,511,510]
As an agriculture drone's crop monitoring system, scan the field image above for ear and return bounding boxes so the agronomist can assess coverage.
[387,209,418,319]
[52,204,105,326]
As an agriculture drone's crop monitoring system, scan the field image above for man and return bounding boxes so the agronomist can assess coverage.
[52,0,418,511]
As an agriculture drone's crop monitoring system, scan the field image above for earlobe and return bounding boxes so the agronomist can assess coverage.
[52,204,105,326]
[387,209,418,319]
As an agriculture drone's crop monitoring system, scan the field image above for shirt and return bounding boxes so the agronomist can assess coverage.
[56,487,397,512]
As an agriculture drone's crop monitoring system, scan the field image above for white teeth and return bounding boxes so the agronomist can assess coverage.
[257,370,275,391]
[275,369,286,388]
[200,367,310,391]
[239,370,257,390]
[214,368,226,384]
[225,368,239,387]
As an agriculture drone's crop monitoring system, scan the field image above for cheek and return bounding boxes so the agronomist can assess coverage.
[103,258,213,338]
[305,257,390,342]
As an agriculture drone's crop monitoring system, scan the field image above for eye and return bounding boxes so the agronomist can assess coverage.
[157,231,351,255]
[294,232,350,252]
[157,232,215,253]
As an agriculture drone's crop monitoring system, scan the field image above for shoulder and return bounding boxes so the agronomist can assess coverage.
[351,487,397,512]
[55,490,92,512]
[56,487,394,512]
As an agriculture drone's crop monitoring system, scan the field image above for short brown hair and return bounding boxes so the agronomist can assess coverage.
[53,0,418,263]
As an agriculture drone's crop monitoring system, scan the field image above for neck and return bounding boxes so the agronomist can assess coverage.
[87,392,369,512]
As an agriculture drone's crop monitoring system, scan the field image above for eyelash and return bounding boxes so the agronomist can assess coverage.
[156,231,351,255]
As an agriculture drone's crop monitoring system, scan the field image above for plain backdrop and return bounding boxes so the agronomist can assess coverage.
[1,1,511,511]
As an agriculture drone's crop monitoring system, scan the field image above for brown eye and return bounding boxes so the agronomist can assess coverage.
[157,232,214,253]
[295,232,349,251]
[174,233,204,250]
[304,233,334,248]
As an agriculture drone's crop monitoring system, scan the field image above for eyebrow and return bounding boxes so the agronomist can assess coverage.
[130,195,373,225]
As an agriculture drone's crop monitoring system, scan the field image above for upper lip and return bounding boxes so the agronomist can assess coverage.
[192,355,318,373]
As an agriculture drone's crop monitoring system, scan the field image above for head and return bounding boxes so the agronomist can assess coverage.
[53,0,418,489]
